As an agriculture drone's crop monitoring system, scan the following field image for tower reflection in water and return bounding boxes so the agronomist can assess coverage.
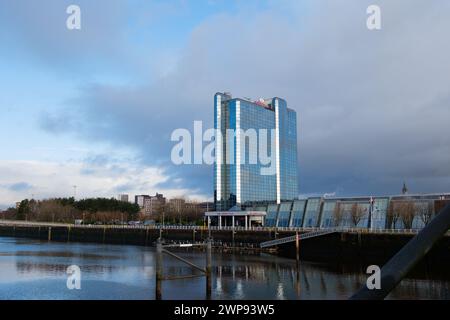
[3,236,450,300]
[209,255,450,300]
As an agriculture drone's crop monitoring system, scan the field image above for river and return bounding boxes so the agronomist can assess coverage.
[0,236,449,300]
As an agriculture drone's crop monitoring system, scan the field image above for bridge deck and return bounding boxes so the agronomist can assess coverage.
[260,230,338,248]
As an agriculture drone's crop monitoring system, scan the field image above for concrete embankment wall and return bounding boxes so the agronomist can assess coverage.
[1,225,449,263]
[279,232,450,264]
[0,225,160,246]
[0,225,281,247]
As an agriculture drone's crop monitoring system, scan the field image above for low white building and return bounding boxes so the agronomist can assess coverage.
[205,206,266,229]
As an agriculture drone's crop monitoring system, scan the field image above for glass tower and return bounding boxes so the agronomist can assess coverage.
[214,92,299,210]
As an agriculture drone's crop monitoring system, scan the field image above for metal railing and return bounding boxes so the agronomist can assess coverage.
[260,229,338,248]
[1,219,449,236]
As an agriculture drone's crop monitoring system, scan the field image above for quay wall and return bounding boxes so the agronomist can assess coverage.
[1,224,449,263]
[0,225,283,247]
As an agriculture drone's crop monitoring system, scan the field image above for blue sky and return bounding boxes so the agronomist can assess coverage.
[1,0,450,208]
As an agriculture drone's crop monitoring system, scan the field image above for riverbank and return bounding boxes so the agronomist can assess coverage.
[1,222,449,264]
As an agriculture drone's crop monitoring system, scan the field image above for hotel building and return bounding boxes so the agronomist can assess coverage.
[214,92,299,211]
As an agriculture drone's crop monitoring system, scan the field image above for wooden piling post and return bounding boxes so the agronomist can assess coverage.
[232,229,235,248]
[67,226,71,242]
[206,238,212,300]
[155,238,163,300]
[295,231,300,295]
[295,266,301,299]
[48,227,52,241]
[295,231,300,269]
[358,232,362,248]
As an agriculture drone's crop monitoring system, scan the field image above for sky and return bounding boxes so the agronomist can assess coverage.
[1,0,450,208]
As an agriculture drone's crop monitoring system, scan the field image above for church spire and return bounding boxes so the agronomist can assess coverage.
[402,181,408,195]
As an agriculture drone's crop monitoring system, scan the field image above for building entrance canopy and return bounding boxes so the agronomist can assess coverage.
[205,210,266,229]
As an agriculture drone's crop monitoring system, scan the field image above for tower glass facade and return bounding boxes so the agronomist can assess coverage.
[214,92,299,211]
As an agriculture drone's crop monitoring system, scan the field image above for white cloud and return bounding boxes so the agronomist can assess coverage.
[0,160,208,208]
[3,0,450,198]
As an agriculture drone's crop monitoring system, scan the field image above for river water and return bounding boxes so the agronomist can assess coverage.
[0,236,449,300]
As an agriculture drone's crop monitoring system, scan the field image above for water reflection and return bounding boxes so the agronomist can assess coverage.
[15,262,117,276]
[0,236,449,300]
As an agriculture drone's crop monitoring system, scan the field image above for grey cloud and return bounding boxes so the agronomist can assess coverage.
[39,110,78,134]
[83,154,111,167]
[80,168,97,176]
[38,0,450,197]
[79,155,131,176]
[113,184,134,193]
[6,182,33,192]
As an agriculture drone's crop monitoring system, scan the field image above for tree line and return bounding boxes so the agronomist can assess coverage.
[386,200,434,229]
[0,197,208,225]
[152,202,206,226]
[331,200,436,229]
[1,197,140,224]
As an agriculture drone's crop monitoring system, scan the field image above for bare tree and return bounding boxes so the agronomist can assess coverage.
[387,201,401,229]
[155,203,174,224]
[138,211,147,222]
[35,199,79,223]
[1,207,17,220]
[397,200,416,230]
[418,202,433,227]
[184,201,203,224]
[333,203,344,227]
[174,197,188,224]
[350,203,366,227]
[37,200,60,222]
